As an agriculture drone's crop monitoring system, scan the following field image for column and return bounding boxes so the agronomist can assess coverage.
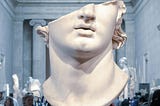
[13,19,24,88]
[29,19,47,83]
[125,20,135,67]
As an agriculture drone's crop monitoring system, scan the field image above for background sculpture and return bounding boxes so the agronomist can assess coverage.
[119,57,129,100]
[119,57,137,100]
[0,53,6,97]
[28,77,41,98]
[36,0,128,105]
[12,74,22,100]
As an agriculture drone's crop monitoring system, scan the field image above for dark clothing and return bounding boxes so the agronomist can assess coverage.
[150,89,160,106]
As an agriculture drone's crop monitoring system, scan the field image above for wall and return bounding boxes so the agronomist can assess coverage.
[0,1,14,90]
[135,0,160,86]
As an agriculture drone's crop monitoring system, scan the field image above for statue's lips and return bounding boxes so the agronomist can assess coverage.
[74,25,96,37]
[74,24,96,32]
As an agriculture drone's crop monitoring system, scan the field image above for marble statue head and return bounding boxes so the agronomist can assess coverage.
[36,0,128,106]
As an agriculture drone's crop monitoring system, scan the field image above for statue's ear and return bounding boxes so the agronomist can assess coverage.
[36,26,49,47]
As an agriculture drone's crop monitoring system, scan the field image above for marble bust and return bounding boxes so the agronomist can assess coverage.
[36,0,128,105]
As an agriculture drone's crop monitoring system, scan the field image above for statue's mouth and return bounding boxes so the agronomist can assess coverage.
[74,24,96,37]
[74,24,96,32]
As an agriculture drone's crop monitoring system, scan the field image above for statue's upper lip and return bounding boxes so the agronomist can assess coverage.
[74,24,96,32]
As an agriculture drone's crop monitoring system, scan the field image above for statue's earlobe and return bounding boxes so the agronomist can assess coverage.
[36,26,49,47]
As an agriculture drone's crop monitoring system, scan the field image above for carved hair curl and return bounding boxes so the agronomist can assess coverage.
[112,0,127,49]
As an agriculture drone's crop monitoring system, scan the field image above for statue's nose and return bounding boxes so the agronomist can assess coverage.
[78,4,96,23]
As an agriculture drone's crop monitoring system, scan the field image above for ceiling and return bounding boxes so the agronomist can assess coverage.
[13,0,138,6]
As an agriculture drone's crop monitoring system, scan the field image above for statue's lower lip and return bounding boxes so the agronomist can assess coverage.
[74,27,95,32]
[78,34,92,38]
[75,29,94,37]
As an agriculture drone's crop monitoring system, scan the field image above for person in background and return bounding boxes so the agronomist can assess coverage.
[4,97,14,106]
[150,89,160,106]
[22,93,34,106]
[0,91,5,106]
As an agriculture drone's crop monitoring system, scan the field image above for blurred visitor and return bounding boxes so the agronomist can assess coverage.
[4,97,14,106]
[22,93,33,106]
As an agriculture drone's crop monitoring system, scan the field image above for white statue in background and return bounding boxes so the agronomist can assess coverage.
[119,57,137,99]
[119,57,129,100]
[36,0,128,105]
[12,74,22,99]
[0,53,6,95]
[28,77,41,98]
[12,74,21,106]
[129,67,137,98]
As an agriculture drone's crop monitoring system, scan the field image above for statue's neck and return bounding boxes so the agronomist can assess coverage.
[43,47,128,106]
